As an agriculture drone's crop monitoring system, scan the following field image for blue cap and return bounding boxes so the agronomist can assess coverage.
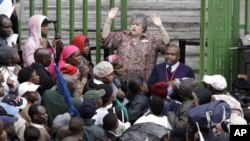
[0,115,18,125]
[78,100,96,119]
[0,103,19,116]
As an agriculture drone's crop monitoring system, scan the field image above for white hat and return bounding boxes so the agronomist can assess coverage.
[203,74,227,91]
[18,82,40,96]
[93,61,114,78]
[230,115,247,125]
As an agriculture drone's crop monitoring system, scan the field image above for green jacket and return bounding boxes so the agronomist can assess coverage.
[42,88,81,127]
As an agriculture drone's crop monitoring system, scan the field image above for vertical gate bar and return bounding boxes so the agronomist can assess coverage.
[29,0,34,16]
[56,0,62,34]
[82,0,88,35]
[245,0,250,34]
[69,0,75,43]
[96,0,102,63]
[214,0,219,73]
[207,0,215,74]
[43,0,48,16]
[199,0,206,82]
[223,0,230,81]
[120,0,128,30]
[232,0,240,80]
[17,0,23,50]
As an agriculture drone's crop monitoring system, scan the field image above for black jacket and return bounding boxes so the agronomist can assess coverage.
[126,92,149,124]
[31,63,55,95]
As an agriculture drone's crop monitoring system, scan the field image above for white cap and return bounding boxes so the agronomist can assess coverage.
[230,115,247,125]
[93,61,114,78]
[18,82,40,96]
[203,74,227,91]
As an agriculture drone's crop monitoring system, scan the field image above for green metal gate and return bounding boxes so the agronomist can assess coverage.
[200,0,250,88]
[16,0,127,63]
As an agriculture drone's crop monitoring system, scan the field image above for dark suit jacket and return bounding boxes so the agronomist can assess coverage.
[147,62,194,88]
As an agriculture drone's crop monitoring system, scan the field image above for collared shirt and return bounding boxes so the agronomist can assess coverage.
[102,30,165,82]
[93,78,104,85]
[30,122,45,129]
[166,62,180,73]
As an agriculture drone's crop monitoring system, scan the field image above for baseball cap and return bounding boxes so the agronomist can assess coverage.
[18,82,40,96]
[0,103,19,116]
[203,75,227,91]
[0,115,18,125]
[83,89,105,101]
[2,94,27,109]
[52,113,71,130]
[78,100,96,119]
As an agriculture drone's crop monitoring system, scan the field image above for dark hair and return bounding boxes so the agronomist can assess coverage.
[28,104,40,121]
[24,126,41,141]
[41,18,49,27]
[243,107,250,124]
[69,116,84,134]
[232,78,250,92]
[170,127,187,141]
[18,66,36,83]
[103,113,118,131]
[0,14,9,27]
[165,43,180,54]
[96,84,113,106]
[150,96,164,115]
[127,75,143,100]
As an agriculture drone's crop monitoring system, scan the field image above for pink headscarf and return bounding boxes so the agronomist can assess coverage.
[58,45,80,69]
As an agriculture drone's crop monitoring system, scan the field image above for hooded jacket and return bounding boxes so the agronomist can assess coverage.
[22,15,47,67]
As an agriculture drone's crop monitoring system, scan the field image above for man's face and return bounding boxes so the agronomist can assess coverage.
[41,25,49,38]
[0,17,12,38]
[164,47,180,65]
[11,52,20,64]
[101,72,114,84]
[36,106,48,124]
[25,91,40,103]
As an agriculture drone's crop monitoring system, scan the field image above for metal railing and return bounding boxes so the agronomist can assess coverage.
[17,0,127,63]
[200,0,250,88]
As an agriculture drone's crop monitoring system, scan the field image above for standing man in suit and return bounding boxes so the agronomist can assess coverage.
[147,43,194,89]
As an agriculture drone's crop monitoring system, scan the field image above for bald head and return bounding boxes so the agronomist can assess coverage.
[34,48,52,67]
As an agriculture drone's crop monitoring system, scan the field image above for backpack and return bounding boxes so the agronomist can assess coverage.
[187,100,231,128]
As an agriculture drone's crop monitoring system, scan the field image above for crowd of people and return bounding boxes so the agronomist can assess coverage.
[0,5,250,141]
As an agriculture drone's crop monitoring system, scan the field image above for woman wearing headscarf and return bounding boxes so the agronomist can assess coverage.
[102,7,170,82]
[72,34,93,80]
[59,45,86,94]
